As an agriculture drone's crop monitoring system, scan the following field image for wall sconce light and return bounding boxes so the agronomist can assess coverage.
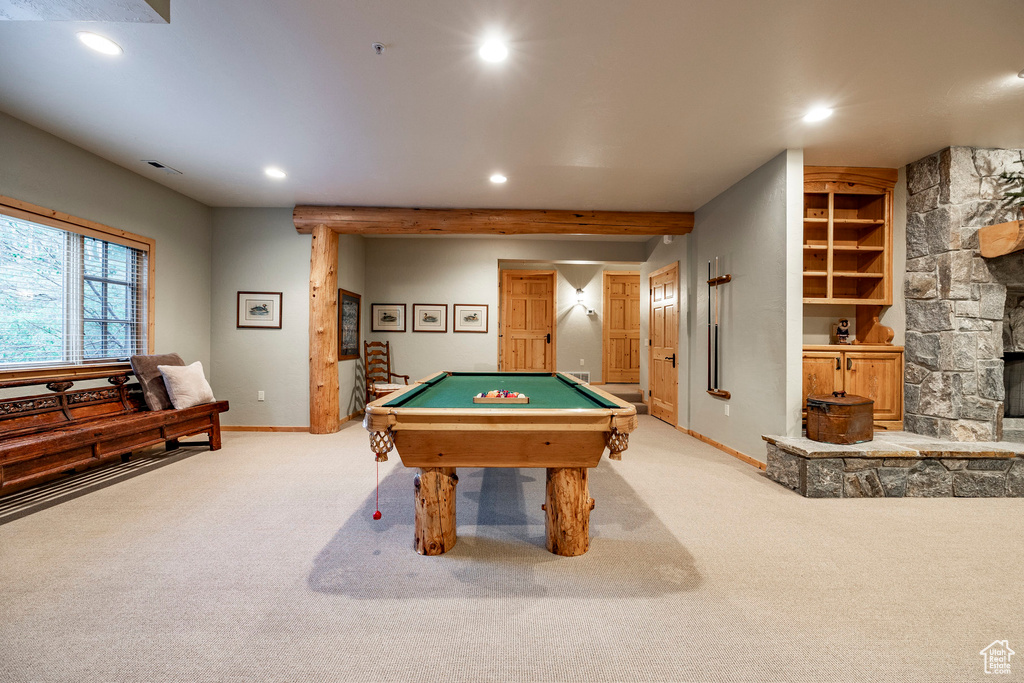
[576,288,585,304]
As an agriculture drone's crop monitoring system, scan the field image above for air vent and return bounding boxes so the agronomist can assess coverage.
[564,371,590,383]
[142,160,182,175]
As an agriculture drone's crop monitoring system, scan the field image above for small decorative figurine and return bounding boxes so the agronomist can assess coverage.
[835,318,851,344]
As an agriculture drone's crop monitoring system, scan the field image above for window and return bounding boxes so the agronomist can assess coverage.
[0,197,153,371]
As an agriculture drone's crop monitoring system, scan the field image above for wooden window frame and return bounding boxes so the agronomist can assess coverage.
[0,194,155,381]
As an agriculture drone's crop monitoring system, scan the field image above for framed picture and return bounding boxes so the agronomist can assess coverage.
[338,289,361,360]
[371,303,406,332]
[412,304,447,333]
[453,304,488,333]
[237,291,282,329]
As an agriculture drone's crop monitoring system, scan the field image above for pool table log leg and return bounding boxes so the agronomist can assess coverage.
[543,467,595,557]
[414,467,458,555]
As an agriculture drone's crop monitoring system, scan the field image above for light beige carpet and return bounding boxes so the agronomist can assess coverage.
[0,416,1021,682]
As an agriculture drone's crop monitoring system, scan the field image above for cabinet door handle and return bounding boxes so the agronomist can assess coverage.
[847,357,852,371]
[835,357,841,370]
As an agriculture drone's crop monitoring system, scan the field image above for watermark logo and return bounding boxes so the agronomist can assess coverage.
[980,640,1015,675]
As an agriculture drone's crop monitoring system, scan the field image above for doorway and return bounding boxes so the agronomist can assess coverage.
[602,271,640,383]
[499,270,556,371]
[648,262,679,425]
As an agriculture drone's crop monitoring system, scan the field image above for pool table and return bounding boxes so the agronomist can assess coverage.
[363,371,638,557]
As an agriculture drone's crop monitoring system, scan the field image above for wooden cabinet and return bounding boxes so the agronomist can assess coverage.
[803,167,897,305]
[803,352,841,401]
[844,352,902,422]
[802,346,904,428]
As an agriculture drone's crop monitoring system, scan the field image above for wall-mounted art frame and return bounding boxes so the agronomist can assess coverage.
[237,291,282,329]
[412,303,447,333]
[453,304,488,333]
[338,289,361,360]
[371,303,406,332]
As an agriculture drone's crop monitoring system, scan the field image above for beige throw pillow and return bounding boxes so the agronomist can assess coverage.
[157,361,216,410]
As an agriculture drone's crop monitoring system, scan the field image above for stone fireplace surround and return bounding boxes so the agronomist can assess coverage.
[763,148,1024,498]
[904,146,1024,442]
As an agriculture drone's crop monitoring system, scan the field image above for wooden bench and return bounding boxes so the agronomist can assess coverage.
[0,370,229,497]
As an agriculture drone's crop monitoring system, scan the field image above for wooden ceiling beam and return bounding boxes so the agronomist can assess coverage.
[293,206,694,236]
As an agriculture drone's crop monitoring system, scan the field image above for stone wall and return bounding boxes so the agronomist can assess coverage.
[1005,290,1024,352]
[904,147,1024,441]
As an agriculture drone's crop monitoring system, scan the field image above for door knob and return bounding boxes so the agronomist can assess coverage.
[545,333,551,344]
[668,354,676,368]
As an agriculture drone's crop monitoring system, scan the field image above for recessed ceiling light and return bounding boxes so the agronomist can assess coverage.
[803,106,834,123]
[479,39,508,63]
[1018,68,1024,79]
[490,174,507,184]
[265,167,287,179]
[77,32,123,56]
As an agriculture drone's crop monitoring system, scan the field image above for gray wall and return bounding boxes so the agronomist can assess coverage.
[803,167,908,345]
[210,208,366,427]
[0,111,214,368]
[363,238,646,382]
[686,150,804,460]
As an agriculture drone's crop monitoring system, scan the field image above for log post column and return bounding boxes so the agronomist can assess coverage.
[308,224,340,434]
[544,467,594,557]
[414,467,458,555]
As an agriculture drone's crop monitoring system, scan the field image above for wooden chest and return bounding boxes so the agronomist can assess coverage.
[806,392,873,444]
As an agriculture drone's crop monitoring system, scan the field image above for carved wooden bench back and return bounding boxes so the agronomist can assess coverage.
[0,373,145,442]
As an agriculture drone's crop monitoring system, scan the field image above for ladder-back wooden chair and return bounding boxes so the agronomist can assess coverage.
[365,340,410,404]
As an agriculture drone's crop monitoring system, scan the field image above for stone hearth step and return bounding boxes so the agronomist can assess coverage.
[762,432,1024,498]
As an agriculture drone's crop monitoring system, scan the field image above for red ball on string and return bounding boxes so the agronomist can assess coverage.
[372,460,382,520]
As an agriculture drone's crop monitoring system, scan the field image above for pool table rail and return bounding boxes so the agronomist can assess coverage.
[362,372,636,467]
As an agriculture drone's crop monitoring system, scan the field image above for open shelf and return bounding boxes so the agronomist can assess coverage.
[832,219,885,226]
[802,172,893,305]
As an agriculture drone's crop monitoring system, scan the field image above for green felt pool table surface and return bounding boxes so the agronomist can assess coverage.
[383,372,619,410]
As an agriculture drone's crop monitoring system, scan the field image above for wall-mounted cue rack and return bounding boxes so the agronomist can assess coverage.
[707,258,731,400]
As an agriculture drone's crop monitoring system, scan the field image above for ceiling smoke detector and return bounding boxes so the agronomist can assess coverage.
[142,160,182,175]
[372,42,385,55]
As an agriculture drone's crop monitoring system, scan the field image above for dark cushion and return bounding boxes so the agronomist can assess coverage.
[130,353,184,411]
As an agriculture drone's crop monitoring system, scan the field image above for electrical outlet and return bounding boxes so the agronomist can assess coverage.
[579,358,585,366]
[258,391,265,402]
[724,404,730,416]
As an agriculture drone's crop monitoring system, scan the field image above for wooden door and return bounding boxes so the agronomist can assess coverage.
[500,270,555,371]
[802,352,843,415]
[603,271,640,383]
[845,352,903,421]
[648,263,678,425]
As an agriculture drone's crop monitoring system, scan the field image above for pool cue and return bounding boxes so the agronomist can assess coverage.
[707,260,712,392]
[714,257,720,390]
